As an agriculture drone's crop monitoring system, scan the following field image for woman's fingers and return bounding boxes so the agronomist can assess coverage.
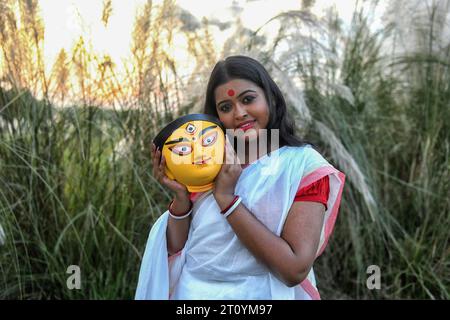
[160,153,166,173]
[153,147,165,182]
[151,145,187,194]
[163,176,184,192]
[159,156,187,193]
[160,153,171,180]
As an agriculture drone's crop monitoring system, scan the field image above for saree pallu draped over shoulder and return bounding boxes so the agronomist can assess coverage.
[135,145,345,300]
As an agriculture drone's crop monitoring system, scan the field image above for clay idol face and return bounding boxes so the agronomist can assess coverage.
[162,120,225,192]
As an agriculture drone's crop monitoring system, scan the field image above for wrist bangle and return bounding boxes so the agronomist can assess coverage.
[223,197,242,218]
[168,199,193,220]
[169,209,192,220]
[220,195,239,214]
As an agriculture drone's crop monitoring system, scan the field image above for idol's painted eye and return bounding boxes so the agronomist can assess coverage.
[202,131,217,147]
[169,143,192,156]
[185,123,196,134]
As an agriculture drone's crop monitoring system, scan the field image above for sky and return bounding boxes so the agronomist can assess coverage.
[38,0,374,74]
[9,0,388,106]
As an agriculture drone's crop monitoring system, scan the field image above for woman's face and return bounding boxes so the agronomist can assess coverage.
[214,79,270,143]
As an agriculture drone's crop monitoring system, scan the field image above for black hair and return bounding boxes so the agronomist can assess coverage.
[203,55,305,150]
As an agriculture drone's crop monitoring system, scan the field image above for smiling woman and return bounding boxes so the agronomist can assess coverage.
[136,55,346,300]
[214,78,269,143]
[1,0,448,301]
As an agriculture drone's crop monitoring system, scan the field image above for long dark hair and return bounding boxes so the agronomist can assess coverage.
[203,55,305,149]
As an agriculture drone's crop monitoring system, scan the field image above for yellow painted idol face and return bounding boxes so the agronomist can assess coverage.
[155,115,225,192]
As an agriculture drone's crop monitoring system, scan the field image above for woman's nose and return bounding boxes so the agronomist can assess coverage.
[234,102,248,120]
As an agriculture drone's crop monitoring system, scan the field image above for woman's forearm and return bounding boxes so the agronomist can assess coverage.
[166,195,192,255]
[215,194,311,287]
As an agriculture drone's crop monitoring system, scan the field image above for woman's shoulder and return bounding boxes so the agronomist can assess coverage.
[283,144,321,157]
[282,144,329,166]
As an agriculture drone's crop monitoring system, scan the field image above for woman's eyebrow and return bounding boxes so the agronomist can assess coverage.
[198,125,217,137]
[165,137,190,145]
[216,89,257,106]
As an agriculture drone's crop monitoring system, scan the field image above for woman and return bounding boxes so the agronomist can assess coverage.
[135,55,345,299]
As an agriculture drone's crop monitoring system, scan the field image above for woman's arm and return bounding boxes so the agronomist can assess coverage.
[166,194,192,255]
[214,138,325,287]
[151,143,192,256]
[216,194,325,287]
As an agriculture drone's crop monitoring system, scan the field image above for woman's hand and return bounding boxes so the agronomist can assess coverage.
[151,143,189,201]
[213,136,243,210]
[153,143,192,254]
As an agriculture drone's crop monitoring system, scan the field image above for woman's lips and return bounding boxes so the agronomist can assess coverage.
[236,120,256,132]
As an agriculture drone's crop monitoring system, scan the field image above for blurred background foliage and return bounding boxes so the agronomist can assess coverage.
[0,0,448,299]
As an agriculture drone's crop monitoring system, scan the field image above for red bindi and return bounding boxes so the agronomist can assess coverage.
[227,89,235,97]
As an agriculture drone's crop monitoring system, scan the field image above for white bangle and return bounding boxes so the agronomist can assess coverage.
[169,208,192,220]
[223,197,242,218]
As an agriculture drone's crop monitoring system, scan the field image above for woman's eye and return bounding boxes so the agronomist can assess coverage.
[170,144,192,156]
[242,96,255,104]
[202,132,217,146]
[218,104,231,113]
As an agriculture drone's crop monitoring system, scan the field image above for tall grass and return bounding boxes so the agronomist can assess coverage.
[0,0,208,299]
[248,0,449,299]
[0,0,448,299]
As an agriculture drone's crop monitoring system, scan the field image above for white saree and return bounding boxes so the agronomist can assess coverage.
[135,145,345,300]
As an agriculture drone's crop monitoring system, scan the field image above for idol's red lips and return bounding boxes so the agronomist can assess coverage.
[236,120,256,129]
[192,157,211,165]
